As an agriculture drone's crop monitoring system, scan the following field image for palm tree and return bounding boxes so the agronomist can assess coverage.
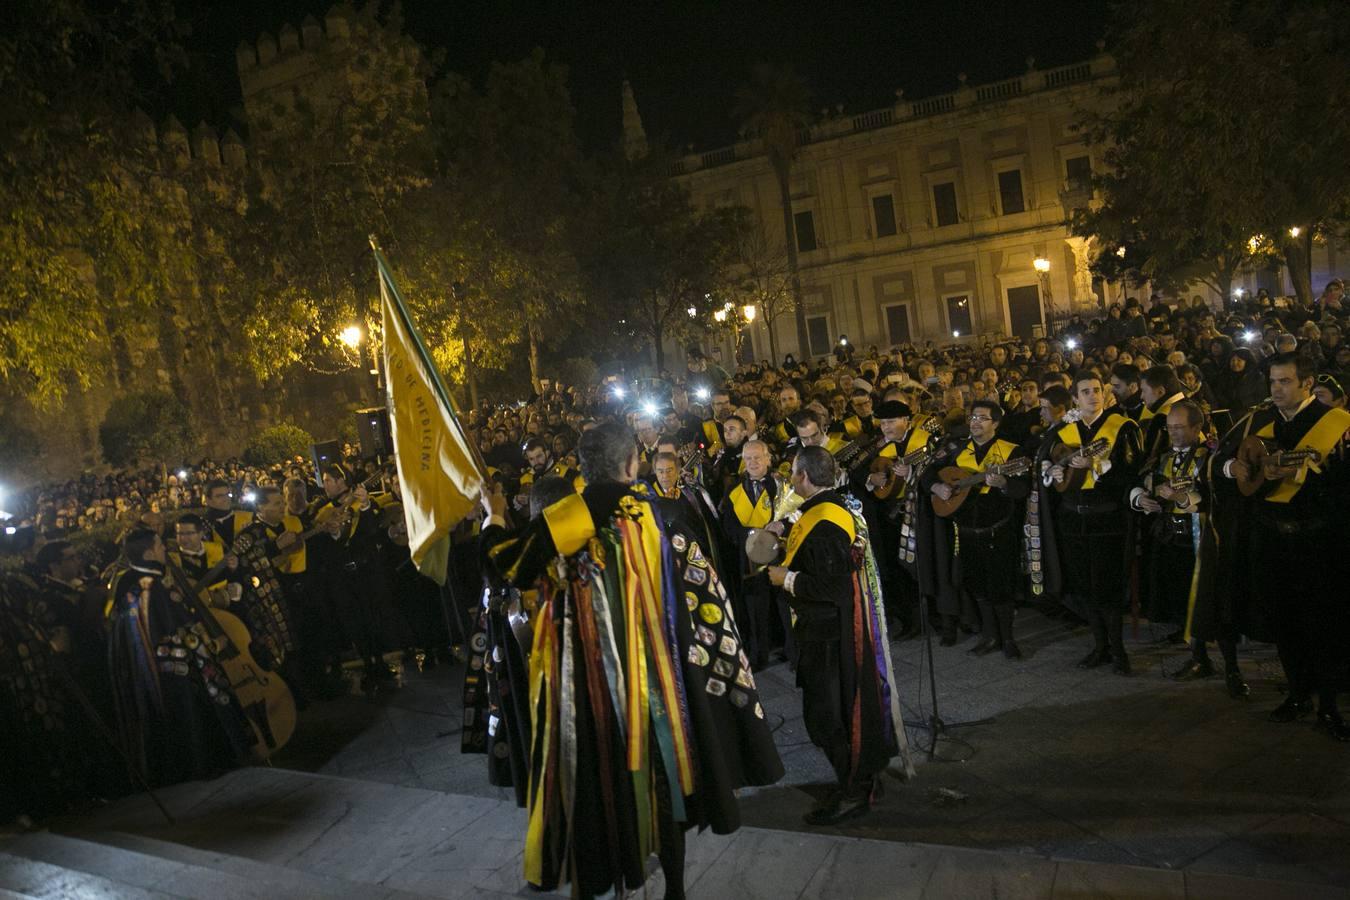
[734,64,813,361]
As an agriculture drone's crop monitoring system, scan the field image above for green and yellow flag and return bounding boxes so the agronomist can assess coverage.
[374,240,483,584]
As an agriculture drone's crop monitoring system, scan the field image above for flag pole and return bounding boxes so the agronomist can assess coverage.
[369,235,491,484]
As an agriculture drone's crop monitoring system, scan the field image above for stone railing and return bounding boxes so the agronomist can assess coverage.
[673,52,1115,177]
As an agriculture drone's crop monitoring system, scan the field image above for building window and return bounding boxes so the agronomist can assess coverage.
[794,210,817,252]
[946,294,974,337]
[884,304,911,345]
[997,169,1025,215]
[1065,155,1092,192]
[871,194,897,237]
[932,181,959,227]
[806,314,831,357]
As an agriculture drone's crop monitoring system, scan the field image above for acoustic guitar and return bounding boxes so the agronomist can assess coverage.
[1232,435,1323,497]
[930,456,1033,517]
[163,556,297,760]
[1049,437,1111,492]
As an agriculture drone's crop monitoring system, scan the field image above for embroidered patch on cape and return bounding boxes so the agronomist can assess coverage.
[706,678,727,696]
[698,603,723,625]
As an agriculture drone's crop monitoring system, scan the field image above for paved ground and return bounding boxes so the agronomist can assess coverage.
[271,605,1350,889]
[11,765,1345,899]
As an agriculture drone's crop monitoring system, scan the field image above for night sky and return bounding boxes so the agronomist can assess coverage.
[166,0,1114,151]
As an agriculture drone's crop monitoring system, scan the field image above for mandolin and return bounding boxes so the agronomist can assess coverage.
[869,445,933,500]
[1049,437,1111,493]
[931,457,1033,517]
[1232,435,1323,497]
[311,470,387,536]
[162,555,296,760]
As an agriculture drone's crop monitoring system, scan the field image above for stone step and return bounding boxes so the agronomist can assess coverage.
[0,831,433,900]
[0,848,173,899]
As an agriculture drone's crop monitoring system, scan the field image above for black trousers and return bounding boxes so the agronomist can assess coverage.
[1057,507,1128,611]
[1251,520,1346,702]
[797,639,856,793]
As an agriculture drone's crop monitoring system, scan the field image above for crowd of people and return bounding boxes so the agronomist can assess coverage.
[2,279,1348,897]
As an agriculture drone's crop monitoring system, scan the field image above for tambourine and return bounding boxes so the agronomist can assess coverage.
[745,527,784,567]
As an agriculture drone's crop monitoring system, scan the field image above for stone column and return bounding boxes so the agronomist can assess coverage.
[1065,235,1099,312]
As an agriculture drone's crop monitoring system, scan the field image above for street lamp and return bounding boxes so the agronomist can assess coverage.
[742,304,757,322]
[340,325,362,348]
[1033,256,1053,327]
[1288,226,1301,238]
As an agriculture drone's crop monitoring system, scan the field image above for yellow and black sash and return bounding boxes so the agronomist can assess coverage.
[262,514,307,574]
[843,415,877,440]
[783,499,857,567]
[701,419,723,455]
[541,492,596,556]
[955,438,1019,495]
[1254,405,1350,504]
[1056,413,1130,491]
[728,481,774,529]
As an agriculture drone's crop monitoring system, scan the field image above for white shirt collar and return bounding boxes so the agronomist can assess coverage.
[1277,395,1316,422]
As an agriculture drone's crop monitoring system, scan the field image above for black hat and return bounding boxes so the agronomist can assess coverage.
[875,400,912,420]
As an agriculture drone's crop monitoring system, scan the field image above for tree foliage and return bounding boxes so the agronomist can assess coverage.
[99,389,195,467]
[242,423,315,466]
[584,157,746,372]
[733,64,813,356]
[1076,0,1350,302]
[2,0,766,454]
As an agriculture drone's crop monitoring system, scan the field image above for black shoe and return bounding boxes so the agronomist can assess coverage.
[968,637,998,656]
[1173,658,1215,682]
[803,791,872,826]
[1077,648,1109,669]
[1269,697,1314,723]
[1225,670,1250,699]
[1315,710,1350,743]
[1002,641,1023,661]
[1111,653,1132,676]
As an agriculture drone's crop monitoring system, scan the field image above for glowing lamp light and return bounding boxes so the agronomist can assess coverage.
[1065,337,1079,350]
[1243,330,1258,343]
[742,305,757,322]
[1116,246,1127,258]
[713,309,728,322]
[686,306,698,318]
[1033,257,1051,273]
[610,384,626,399]
[838,336,849,346]
[243,491,257,504]
[1288,226,1301,238]
[952,330,961,338]
[641,401,659,416]
[1234,287,1246,298]
[177,469,188,479]
[339,325,362,348]
[694,388,710,402]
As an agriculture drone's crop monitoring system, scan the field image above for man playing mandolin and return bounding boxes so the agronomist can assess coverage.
[1044,372,1144,675]
[1212,353,1350,741]
[924,400,1030,660]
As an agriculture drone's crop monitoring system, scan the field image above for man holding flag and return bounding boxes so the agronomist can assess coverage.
[375,241,782,897]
